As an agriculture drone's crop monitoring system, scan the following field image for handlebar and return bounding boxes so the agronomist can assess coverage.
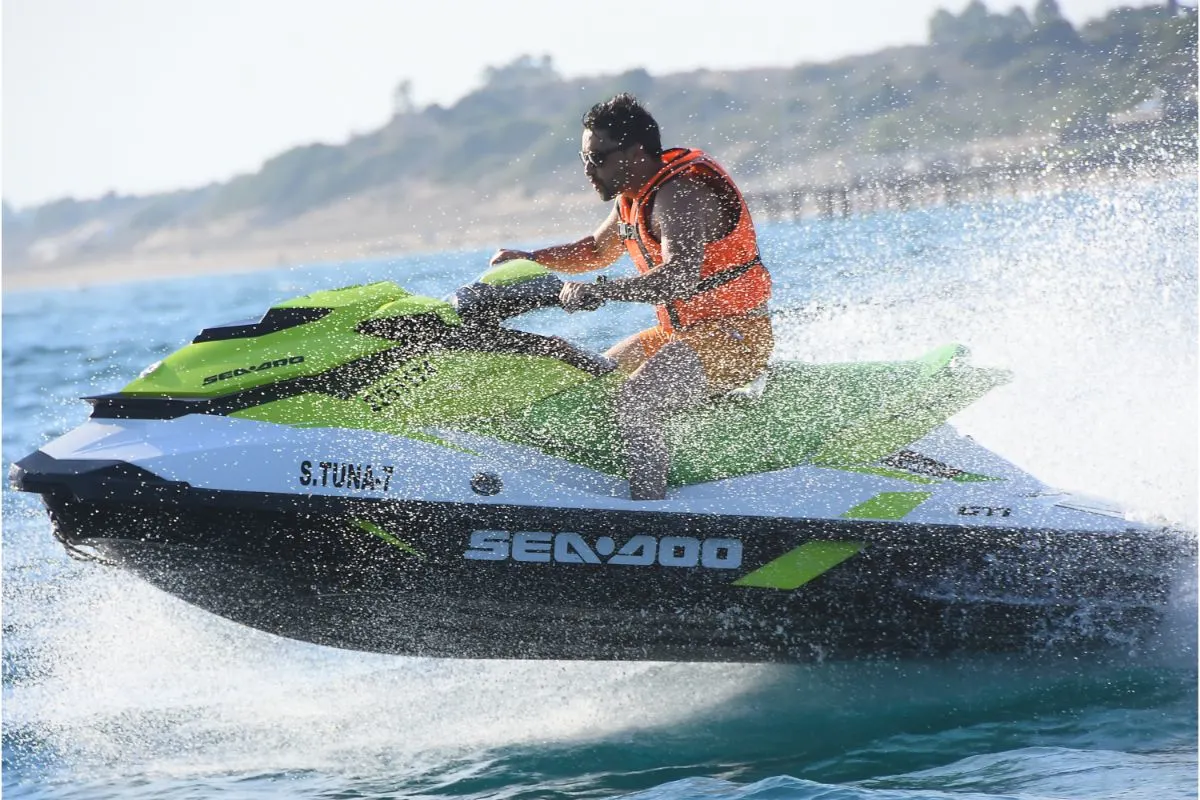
[451,274,565,326]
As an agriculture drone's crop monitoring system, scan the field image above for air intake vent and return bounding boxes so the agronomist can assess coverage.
[193,307,332,343]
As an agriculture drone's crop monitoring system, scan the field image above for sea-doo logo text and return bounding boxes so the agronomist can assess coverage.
[464,530,743,569]
[300,460,394,492]
[361,359,436,412]
[958,506,1012,517]
[203,356,305,385]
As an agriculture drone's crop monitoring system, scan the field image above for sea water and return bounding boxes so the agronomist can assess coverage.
[3,178,1196,799]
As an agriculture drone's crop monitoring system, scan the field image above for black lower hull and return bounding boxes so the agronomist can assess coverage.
[27,475,1194,663]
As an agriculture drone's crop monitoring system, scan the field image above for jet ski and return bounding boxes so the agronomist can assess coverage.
[10,260,1194,662]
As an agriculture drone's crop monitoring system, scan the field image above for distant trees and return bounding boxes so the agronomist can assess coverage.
[930,0,1075,50]
[482,54,559,89]
[921,0,1194,133]
[930,0,1033,48]
[392,79,416,117]
[6,2,1193,239]
[1030,0,1082,44]
[1033,0,1065,27]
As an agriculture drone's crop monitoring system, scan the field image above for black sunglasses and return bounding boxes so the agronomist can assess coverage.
[579,144,624,168]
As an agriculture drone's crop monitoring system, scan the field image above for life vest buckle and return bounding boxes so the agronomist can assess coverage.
[617,222,638,241]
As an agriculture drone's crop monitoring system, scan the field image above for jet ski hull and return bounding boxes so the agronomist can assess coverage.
[19,455,1190,663]
[10,275,1195,662]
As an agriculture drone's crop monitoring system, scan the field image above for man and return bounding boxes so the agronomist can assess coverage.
[490,93,773,500]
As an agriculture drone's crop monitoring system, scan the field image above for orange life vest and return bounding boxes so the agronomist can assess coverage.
[616,147,770,331]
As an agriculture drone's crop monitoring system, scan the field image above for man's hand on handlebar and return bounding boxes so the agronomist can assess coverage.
[560,281,605,313]
[489,249,535,267]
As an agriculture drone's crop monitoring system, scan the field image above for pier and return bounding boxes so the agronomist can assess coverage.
[745,134,1196,222]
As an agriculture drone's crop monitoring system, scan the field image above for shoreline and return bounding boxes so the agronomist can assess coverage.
[2,184,603,294]
[4,168,1192,295]
[1,235,503,294]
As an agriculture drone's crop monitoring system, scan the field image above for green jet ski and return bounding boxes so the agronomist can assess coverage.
[10,260,1195,662]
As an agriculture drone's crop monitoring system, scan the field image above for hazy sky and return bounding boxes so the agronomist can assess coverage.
[4,0,1141,207]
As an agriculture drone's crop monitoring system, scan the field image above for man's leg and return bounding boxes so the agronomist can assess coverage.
[603,329,659,374]
[615,340,710,500]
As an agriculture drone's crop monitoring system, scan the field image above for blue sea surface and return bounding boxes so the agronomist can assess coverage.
[3,179,1196,799]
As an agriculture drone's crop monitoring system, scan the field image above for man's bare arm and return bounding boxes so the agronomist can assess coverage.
[491,204,625,274]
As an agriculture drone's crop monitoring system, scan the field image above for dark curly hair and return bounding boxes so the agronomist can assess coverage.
[581,93,663,158]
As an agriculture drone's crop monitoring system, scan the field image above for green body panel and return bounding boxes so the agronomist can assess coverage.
[841,491,933,520]
[477,259,552,286]
[365,296,460,327]
[836,466,938,485]
[124,282,454,398]
[734,541,866,590]
[808,345,1008,465]
[233,351,589,432]
[273,282,404,308]
[231,394,455,445]
[354,520,426,559]
[949,471,1001,483]
[464,346,1009,485]
[462,372,629,475]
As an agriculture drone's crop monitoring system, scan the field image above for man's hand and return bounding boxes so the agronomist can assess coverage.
[489,249,535,267]
[560,281,605,313]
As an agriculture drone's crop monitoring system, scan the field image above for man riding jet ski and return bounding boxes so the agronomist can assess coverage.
[10,260,1195,663]
[492,93,774,500]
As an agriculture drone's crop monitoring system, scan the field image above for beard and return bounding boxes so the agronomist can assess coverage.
[591,177,616,202]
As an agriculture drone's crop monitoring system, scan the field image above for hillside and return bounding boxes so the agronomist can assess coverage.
[4,0,1195,286]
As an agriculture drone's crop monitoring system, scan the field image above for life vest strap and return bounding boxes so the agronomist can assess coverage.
[691,255,763,295]
[663,255,765,330]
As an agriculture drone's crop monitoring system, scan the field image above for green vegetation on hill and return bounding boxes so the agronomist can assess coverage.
[4,0,1194,267]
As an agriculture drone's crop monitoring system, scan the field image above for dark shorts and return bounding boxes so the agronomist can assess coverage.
[635,314,773,393]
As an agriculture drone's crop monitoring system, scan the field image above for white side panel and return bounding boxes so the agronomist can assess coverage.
[904,425,1047,492]
[37,416,1148,534]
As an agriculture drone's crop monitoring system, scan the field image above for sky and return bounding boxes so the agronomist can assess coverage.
[4,0,1147,208]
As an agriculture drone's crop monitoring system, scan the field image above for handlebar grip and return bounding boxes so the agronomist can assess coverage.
[453,274,564,325]
[581,275,607,310]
